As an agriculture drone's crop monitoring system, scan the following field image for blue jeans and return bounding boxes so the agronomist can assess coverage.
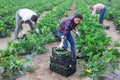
[99,7,107,23]
[57,31,76,59]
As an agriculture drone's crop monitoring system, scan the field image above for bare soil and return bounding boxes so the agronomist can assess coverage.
[0,32,14,49]
[103,20,120,51]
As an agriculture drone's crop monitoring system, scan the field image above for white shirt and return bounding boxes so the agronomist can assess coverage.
[18,8,37,21]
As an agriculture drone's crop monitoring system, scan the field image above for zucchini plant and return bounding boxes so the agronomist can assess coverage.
[75,0,120,79]
[0,20,10,37]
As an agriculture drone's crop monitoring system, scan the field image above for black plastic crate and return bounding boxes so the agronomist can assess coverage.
[52,47,73,60]
[50,63,76,77]
[50,56,76,68]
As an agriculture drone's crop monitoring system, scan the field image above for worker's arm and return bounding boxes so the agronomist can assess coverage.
[61,36,65,44]
[34,21,39,33]
[34,22,38,29]
[91,8,96,16]
[74,27,80,38]
[19,19,27,34]
[19,19,24,30]
[57,36,65,49]
[74,27,78,32]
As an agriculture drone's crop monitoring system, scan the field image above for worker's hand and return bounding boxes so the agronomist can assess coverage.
[76,31,80,38]
[21,30,26,35]
[14,39,19,43]
[36,28,39,33]
[57,42,64,49]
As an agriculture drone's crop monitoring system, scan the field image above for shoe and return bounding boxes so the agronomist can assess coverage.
[104,26,110,30]
[76,56,83,59]
[99,20,103,24]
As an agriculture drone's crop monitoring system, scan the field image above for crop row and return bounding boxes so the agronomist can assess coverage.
[75,0,120,79]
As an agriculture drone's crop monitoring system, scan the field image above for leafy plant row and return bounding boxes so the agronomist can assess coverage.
[75,0,120,79]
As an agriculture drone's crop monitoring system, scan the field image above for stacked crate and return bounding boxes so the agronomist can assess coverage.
[50,47,76,77]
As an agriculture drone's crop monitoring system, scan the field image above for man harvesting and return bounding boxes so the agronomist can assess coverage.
[15,8,39,40]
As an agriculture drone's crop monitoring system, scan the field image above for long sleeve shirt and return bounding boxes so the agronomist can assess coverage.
[91,4,105,15]
[58,16,77,36]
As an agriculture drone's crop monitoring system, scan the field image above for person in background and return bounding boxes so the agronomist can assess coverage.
[89,3,107,23]
[15,8,39,40]
[57,14,83,59]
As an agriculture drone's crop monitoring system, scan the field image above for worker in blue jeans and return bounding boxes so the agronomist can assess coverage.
[57,14,83,59]
[89,4,107,23]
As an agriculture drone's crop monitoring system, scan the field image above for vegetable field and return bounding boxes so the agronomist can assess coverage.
[0,0,120,80]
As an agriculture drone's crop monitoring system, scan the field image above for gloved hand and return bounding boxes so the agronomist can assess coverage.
[57,42,64,49]
[36,28,39,33]
[76,31,80,38]
[21,30,26,35]
[14,39,19,43]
